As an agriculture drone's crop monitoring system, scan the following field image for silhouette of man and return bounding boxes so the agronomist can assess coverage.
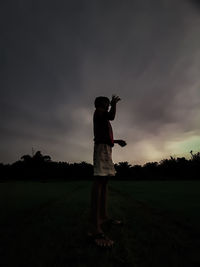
[88,95,127,248]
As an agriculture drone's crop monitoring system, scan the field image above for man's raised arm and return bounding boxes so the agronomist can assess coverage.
[107,95,121,120]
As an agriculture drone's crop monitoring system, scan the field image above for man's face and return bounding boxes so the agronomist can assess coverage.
[102,100,110,111]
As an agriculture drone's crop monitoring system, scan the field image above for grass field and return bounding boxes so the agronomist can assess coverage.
[0,180,200,267]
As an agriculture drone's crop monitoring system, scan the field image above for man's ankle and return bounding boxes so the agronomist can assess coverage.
[100,217,109,224]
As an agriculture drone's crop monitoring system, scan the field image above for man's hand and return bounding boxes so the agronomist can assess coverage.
[115,140,127,147]
[111,95,121,105]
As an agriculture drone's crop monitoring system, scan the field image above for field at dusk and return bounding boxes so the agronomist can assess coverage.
[2,1,200,266]
[1,180,200,267]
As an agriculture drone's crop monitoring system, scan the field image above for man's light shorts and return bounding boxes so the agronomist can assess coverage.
[93,144,116,176]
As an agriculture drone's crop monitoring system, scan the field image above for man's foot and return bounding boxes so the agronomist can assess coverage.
[87,232,114,248]
[101,218,123,226]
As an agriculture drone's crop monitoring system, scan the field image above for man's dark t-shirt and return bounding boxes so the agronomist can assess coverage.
[93,109,114,147]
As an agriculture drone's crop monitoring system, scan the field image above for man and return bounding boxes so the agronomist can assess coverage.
[88,95,127,248]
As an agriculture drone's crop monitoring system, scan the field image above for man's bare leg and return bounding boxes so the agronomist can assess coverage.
[99,177,109,223]
[100,177,122,226]
[89,177,103,234]
[89,177,114,247]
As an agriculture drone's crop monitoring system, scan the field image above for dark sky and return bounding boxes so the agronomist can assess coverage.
[1,0,200,164]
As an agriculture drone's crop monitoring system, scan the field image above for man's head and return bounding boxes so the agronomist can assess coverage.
[94,96,110,111]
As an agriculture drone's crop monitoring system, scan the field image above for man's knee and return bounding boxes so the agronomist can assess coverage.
[94,176,108,184]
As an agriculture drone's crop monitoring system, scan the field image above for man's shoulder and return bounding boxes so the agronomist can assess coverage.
[94,109,108,119]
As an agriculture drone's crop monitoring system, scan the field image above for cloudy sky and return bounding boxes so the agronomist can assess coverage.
[1,0,200,165]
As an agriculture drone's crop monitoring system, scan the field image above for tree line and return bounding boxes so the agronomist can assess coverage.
[0,150,200,181]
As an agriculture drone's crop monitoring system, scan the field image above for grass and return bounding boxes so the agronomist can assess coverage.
[110,180,200,226]
[0,180,200,267]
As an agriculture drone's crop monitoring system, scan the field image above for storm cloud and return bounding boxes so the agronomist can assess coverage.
[1,0,200,164]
